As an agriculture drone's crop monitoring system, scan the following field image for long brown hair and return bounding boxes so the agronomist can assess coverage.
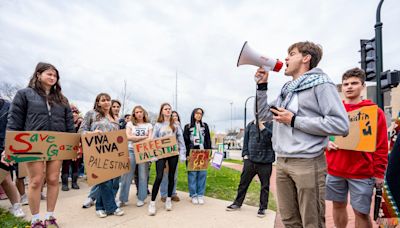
[93,93,114,119]
[156,103,175,132]
[28,62,68,106]
[131,105,150,126]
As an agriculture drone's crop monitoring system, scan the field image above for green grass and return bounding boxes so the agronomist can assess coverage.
[0,207,30,228]
[149,162,276,211]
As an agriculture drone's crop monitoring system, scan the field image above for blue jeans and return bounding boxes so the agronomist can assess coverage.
[119,149,149,202]
[160,163,178,197]
[88,177,119,200]
[187,170,207,197]
[88,185,99,200]
[96,179,118,213]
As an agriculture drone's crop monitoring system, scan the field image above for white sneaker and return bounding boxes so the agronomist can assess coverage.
[40,192,46,200]
[165,197,172,211]
[20,194,28,205]
[82,197,95,208]
[96,210,107,218]
[10,203,25,218]
[136,200,145,207]
[198,196,205,205]
[191,197,199,205]
[116,200,127,208]
[113,207,124,216]
[148,201,156,216]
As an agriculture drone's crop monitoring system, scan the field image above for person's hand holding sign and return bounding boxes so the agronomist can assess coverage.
[327,141,339,151]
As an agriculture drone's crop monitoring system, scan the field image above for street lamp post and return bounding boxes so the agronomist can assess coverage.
[244,96,255,130]
[230,102,233,131]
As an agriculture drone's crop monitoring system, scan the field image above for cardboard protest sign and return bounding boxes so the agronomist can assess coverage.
[4,131,80,163]
[334,105,378,152]
[187,149,211,171]
[133,136,179,164]
[0,168,8,183]
[82,130,130,186]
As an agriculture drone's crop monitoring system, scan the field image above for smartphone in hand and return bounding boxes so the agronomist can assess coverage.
[270,106,279,116]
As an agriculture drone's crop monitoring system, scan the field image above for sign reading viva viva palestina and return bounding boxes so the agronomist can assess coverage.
[82,130,130,186]
[133,136,179,164]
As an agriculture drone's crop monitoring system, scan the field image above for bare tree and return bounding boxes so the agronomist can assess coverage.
[119,79,133,115]
[0,82,21,101]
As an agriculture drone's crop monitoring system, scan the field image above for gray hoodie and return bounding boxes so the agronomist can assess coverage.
[257,68,349,158]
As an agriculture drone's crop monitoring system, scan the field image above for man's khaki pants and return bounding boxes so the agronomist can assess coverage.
[276,153,326,228]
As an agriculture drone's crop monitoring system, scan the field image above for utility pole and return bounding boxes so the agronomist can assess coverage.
[230,102,233,132]
[375,0,384,108]
[175,70,178,111]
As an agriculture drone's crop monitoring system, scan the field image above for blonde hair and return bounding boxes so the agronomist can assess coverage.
[131,105,150,125]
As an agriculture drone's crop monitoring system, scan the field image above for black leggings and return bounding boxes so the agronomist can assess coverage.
[151,155,178,201]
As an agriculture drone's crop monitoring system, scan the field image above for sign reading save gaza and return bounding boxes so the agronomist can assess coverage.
[82,130,130,186]
[133,136,178,164]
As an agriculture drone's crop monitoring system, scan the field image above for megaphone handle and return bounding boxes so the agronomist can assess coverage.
[262,66,272,72]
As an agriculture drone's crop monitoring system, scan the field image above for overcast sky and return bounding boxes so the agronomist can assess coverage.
[0,0,399,132]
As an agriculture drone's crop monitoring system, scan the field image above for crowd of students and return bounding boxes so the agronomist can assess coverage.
[0,62,213,227]
[1,39,399,228]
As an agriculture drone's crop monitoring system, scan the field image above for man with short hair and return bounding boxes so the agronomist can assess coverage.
[256,41,349,227]
[326,67,388,228]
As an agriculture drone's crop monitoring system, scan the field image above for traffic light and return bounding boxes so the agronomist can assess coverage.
[381,70,400,91]
[360,38,376,81]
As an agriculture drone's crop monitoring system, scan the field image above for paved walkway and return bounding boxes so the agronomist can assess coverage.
[0,177,275,228]
[222,161,380,228]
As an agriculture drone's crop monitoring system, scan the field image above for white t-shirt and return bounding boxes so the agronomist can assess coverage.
[126,122,153,149]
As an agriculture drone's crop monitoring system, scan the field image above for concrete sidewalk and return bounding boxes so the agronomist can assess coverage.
[223,161,380,228]
[0,179,275,228]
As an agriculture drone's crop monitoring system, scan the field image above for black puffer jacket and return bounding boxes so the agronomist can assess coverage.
[7,88,74,133]
[242,121,275,164]
[0,99,10,151]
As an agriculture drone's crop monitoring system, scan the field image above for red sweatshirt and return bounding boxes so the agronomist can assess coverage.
[326,99,388,179]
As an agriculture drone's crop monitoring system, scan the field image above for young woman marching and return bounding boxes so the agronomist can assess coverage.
[79,93,124,218]
[148,103,186,215]
[4,62,75,227]
[118,105,152,207]
[183,108,211,205]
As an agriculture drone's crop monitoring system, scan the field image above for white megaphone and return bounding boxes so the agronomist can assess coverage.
[237,41,283,72]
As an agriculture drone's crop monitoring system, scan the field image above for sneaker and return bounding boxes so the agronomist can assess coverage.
[20,194,28,205]
[0,192,8,200]
[61,184,69,191]
[31,219,45,228]
[226,204,241,211]
[113,207,124,216]
[148,201,156,216]
[82,197,95,208]
[191,197,199,205]
[116,200,127,208]
[40,192,46,200]
[96,210,107,218]
[10,203,25,218]
[171,195,180,202]
[44,216,59,228]
[136,200,145,207]
[197,196,205,205]
[257,209,266,218]
[160,196,166,202]
[165,197,172,211]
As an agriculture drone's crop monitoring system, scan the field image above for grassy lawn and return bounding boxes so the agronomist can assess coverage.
[0,207,30,228]
[149,162,276,211]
